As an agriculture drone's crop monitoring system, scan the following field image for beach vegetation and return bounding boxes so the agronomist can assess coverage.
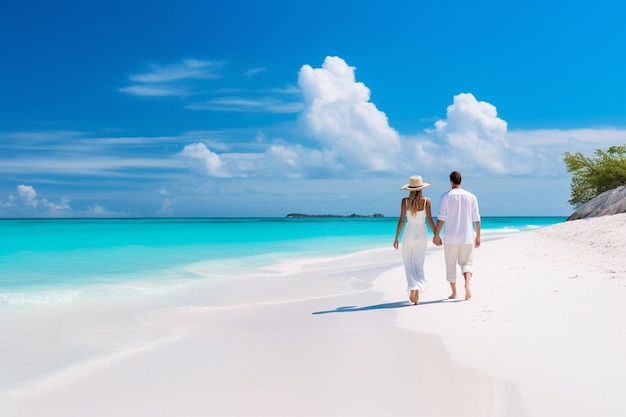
[564,144,626,207]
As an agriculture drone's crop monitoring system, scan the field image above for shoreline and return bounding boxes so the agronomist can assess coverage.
[1,214,625,416]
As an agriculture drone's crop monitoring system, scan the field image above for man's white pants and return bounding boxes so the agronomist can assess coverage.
[444,243,474,282]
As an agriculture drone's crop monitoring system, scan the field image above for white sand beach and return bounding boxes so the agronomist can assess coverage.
[1,214,625,417]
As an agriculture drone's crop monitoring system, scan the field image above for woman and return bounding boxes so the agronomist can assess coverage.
[393,175,436,305]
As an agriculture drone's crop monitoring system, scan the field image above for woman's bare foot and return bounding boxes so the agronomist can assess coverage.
[414,290,419,305]
[409,290,416,303]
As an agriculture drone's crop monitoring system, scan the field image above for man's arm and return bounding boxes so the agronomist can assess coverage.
[473,221,481,248]
[472,195,480,248]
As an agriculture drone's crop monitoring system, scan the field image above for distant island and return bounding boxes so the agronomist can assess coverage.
[286,213,385,218]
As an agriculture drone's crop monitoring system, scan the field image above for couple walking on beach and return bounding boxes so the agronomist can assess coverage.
[393,171,481,305]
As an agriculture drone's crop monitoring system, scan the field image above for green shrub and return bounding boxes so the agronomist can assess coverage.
[563,145,626,207]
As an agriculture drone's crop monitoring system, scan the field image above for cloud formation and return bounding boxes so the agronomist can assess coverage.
[4,56,626,217]
[120,59,303,114]
[434,93,509,172]
[179,56,403,179]
[119,59,224,97]
[130,59,223,83]
[118,85,190,98]
[186,97,304,113]
[17,185,38,207]
[0,185,71,215]
[174,58,606,184]
[298,56,401,172]
[179,143,228,177]
[175,58,546,181]
[402,92,546,176]
[0,185,132,217]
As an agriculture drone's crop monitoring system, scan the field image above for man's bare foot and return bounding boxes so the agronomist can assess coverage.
[448,282,457,299]
[465,285,472,300]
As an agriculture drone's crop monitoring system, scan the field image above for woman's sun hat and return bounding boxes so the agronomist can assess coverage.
[400,175,432,191]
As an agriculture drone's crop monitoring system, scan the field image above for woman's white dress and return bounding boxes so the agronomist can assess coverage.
[402,209,428,291]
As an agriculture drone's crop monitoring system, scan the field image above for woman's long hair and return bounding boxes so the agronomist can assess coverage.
[406,190,423,216]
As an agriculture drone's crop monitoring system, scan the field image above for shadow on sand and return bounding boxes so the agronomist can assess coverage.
[312,298,462,315]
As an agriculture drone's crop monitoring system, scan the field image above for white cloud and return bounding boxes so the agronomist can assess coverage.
[431,93,511,173]
[179,143,228,177]
[186,97,304,113]
[18,184,38,206]
[401,92,553,176]
[270,85,301,94]
[0,185,127,217]
[85,204,108,215]
[435,93,507,142]
[244,67,267,77]
[120,59,223,98]
[45,197,70,212]
[0,185,72,216]
[118,85,190,97]
[76,204,128,218]
[130,59,223,83]
[297,56,401,172]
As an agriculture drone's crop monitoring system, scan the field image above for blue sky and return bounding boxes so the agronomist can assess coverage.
[1,0,625,218]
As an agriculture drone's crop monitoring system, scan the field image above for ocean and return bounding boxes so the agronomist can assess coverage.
[0,217,565,309]
[0,216,566,395]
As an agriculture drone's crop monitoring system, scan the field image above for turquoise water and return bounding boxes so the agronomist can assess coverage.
[0,217,565,306]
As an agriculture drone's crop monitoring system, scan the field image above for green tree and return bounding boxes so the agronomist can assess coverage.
[563,144,626,207]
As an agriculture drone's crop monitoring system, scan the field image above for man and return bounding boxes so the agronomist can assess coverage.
[433,171,481,300]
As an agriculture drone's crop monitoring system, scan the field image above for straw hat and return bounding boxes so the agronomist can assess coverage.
[400,175,432,191]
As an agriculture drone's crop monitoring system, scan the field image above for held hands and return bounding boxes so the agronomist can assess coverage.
[432,235,443,246]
